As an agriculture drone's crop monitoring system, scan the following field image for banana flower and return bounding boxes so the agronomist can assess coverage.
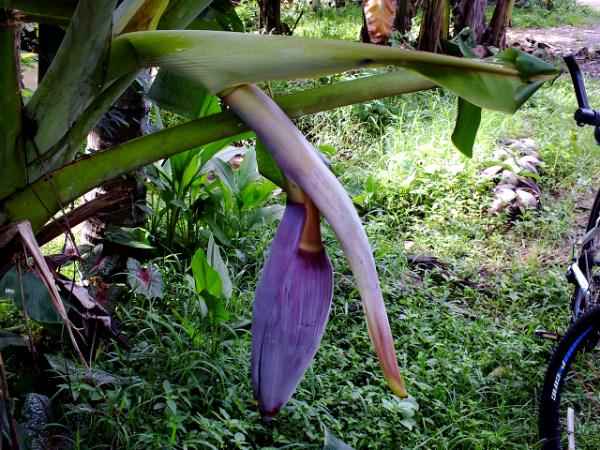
[252,185,333,420]
[222,85,407,419]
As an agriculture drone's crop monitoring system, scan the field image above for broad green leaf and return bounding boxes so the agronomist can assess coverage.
[0,266,62,324]
[190,248,221,298]
[148,70,213,118]
[105,226,155,249]
[200,132,254,166]
[46,354,140,386]
[213,8,244,33]
[211,158,238,197]
[206,234,232,300]
[249,204,285,228]
[27,0,117,155]
[256,139,286,189]
[158,0,214,30]
[169,149,200,193]
[202,215,232,246]
[126,258,164,299]
[108,31,557,113]
[202,292,229,323]
[451,97,482,158]
[241,180,277,211]
[237,148,259,191]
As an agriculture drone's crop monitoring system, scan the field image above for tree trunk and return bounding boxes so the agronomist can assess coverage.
[394,0,419,35]
[417,0,449,53]
[259,0,283,34]
[482,0,515,48]
[453,0,488,43]
[360,11,371,43]
[83,85,149,247]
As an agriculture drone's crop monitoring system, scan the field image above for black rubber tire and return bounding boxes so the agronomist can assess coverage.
[571,189,600,318]
[539,306,600,449]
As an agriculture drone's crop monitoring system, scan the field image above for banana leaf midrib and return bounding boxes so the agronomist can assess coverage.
[106,30,557,115]
[110,30,522,80]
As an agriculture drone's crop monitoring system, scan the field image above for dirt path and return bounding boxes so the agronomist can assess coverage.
[507,21,600,75]
[505,0,600,75]
[582,0,600,9]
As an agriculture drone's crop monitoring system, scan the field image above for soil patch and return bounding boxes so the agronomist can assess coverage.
[508,24,600,76]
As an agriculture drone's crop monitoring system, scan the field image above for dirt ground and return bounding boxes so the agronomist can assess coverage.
[505,0,600,75]
[508,23,600,76]
[582,0,600,8]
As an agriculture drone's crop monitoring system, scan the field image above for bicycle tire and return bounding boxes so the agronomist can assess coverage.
[539,306,600,449]
[571,188,600,318]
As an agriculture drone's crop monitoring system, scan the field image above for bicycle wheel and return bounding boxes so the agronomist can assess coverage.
[539,306,600,449]
[571,189,600,318]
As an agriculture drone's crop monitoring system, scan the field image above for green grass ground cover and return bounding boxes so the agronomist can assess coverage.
[511,0,600,28]
[7,4,600,449]
[56,77,600,449]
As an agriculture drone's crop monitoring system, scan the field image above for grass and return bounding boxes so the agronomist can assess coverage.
[511,0,600,28]
[38,72,600,448]
[9,4,600,450]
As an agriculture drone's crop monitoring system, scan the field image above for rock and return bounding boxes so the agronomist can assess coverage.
[492,148,511,161]
[517,177,542,196]
[479,165,504,178]
[517,158,539,174]
[21,393,53,450]
[494,185,517,203]
[516,188,540,209]
[500,170,520,186]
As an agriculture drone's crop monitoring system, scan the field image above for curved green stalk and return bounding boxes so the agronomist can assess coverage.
[0,8,27,199]
[25,0,117,160]
[0,70,434,230]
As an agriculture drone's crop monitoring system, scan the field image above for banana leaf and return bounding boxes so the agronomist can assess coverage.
[25,0,117,157]
[107,31,557,113]
[0,266,62,324]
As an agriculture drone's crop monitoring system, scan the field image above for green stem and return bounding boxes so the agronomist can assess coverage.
[157,0,213,30]
[0,0,76,25]
[29,72,139,178]
[0,71,435,231]
[0,8,27,199]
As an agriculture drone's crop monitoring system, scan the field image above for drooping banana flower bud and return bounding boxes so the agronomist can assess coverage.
[222,85,407,405]
[252,185,333,420]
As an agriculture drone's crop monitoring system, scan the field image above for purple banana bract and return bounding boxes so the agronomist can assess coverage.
[251,201,333,420]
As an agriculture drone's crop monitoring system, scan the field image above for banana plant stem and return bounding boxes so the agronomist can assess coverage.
[0,8,27,199]
[0,71,435,231]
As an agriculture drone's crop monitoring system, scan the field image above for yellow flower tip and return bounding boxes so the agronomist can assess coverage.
[387,375,409,398]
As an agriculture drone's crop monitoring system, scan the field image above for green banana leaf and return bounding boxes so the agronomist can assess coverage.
[0,266,62,324]
[25,0,117,157]
[107,31,557,113]
[0,0,77,24]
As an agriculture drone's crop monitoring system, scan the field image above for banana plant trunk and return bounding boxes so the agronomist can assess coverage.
[417,0,449,53]
[394,0,418,35]
[482,0,515,48]
[258,0,284,34]
[83,85,149,247]
[453,0,488,43]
